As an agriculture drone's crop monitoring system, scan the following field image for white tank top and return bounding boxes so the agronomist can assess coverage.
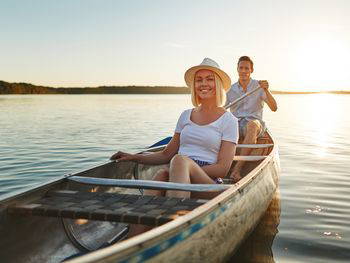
[175,109,239,164]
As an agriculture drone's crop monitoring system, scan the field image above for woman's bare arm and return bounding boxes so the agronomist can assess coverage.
[110,133,180,165]
[201,140,236,179]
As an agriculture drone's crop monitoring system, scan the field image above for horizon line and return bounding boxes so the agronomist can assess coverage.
[1,80,349,94]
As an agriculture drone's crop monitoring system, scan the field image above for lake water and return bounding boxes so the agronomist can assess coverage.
[1,94,349,262]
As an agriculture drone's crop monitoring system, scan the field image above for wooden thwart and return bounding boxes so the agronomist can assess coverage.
[7,190,207,226]
[233,155,268,161]
[237,144,273,149]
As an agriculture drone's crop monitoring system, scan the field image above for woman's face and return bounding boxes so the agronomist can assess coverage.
[194,69,216,101]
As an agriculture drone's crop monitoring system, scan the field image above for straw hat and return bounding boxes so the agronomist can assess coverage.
[184,58,231,91]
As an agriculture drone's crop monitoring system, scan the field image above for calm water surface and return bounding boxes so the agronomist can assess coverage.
[1,94,349,262]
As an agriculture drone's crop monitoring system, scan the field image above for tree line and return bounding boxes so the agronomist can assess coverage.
[1,80,348,95]
[0,81,190,94]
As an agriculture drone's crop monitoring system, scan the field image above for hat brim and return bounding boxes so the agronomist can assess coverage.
[184,65,231,91]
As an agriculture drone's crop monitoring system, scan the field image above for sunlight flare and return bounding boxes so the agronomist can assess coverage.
[289,36,350,91]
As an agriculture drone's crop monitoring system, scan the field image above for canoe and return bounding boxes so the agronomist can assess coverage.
[229,190,281,262]
[0,130,280,263]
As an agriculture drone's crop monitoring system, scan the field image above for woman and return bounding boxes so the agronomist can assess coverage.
[111,58,239,199]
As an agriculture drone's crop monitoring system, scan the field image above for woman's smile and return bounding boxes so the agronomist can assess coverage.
[194,69,216,99]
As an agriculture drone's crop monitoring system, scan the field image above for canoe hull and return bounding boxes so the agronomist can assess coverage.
[0,132,280,263]
[68,132,280,263]
[151,150,279,262]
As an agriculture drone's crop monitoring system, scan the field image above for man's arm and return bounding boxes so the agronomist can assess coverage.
[259,80,277,112]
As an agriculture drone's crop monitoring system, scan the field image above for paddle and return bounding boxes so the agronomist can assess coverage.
[148,86,261,148]
[148,136,173,148]
[224,86,260,110]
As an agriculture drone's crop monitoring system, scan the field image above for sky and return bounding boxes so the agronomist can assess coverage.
[1,0,350,91]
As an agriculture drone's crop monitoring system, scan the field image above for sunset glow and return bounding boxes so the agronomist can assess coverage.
[308,94,339,156]
[287,35,350,91]
[1,0,349,92]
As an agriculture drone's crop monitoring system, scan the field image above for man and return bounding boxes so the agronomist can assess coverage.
[226,56,277,182]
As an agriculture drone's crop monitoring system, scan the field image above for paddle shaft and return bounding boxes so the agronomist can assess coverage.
[145,87,261,149]
[224,86,261,110]
[147,86,261,148]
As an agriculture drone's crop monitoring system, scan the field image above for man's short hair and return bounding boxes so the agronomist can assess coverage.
[237,56,254,70]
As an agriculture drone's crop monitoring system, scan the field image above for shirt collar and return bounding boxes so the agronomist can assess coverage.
[237,78,252,91]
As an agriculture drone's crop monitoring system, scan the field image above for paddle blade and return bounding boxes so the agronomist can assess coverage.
[148,136,172,148]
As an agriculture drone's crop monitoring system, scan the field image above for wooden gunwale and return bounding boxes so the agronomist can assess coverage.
[66,132,278,263]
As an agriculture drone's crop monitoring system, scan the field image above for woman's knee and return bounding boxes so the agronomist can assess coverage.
[170,154,190,166]
[168,154,193,183]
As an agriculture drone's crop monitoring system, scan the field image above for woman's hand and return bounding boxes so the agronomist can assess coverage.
[110,133,180,165]
[110,151,138,162]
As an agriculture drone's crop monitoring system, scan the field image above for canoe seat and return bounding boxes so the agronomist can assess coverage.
[7,190,207,227]
[236,144,273,149]
[233,155,268,161]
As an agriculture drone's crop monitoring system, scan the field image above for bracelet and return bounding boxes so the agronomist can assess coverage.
[214,178,223,184]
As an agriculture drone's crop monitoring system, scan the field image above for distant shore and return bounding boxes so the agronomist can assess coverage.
[1,80,349,95]
[0,80,190,94]
[271,90,350,94]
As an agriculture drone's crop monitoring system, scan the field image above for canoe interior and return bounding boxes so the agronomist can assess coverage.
[0,161,138,263]
[0,131,278,263]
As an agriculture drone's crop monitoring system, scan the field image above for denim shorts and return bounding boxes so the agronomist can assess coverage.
[191,158,210,167]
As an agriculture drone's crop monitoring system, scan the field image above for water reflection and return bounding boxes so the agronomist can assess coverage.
[2,94,350,262]
[228,190,281,263]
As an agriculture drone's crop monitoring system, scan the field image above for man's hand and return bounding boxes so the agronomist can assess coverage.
[258,80,269,90]
[259,80,278,111]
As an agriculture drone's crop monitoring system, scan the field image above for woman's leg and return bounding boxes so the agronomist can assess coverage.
[143,168,169,196]
[127,168,169,238]
[167,154,215,199]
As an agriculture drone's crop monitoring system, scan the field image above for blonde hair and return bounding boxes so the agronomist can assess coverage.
[190,72,226,107]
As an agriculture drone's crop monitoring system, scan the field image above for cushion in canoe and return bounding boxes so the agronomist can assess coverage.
[7,190,207,226]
